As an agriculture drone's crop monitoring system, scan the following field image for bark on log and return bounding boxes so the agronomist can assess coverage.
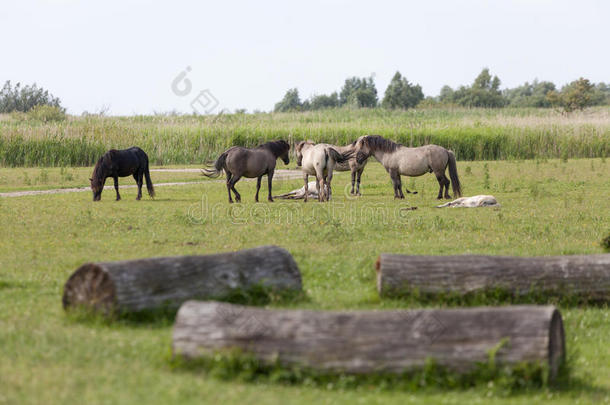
[62,245,302,315]
[377,254,610,302]
[172,301,565,381]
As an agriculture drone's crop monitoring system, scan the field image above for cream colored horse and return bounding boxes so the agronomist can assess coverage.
[295,141,352,202]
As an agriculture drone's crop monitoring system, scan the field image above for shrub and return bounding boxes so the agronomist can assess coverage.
[0,80,65,113]
[27,105,66,122]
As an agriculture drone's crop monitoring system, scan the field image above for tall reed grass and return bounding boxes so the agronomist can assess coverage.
[0,107,608,166]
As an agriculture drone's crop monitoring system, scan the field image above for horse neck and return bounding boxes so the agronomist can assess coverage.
[371,148,388,164]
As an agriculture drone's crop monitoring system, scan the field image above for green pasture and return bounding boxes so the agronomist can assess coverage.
[0,158,609,404]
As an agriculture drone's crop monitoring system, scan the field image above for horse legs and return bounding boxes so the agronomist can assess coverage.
[356,168,363,196]
[326,169,333,201]
[133,172,143,200]
[230,175,242,203]
[113,176,121,201]
[350,169,356,195]
[316,174,325,202]
[303,173,309,203]
[435,172,451,199]
[443,173,451,199]
[226,172,234,203]
[389,170,404,199]
[267,169,274,202]
[255,175,262,202]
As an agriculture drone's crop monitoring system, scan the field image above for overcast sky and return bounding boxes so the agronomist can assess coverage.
[1,0,608,115]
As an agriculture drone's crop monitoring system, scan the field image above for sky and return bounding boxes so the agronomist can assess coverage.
[1,0,608,115]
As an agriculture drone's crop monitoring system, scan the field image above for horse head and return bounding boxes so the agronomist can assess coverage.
[278,140,290,165]
[295,140,314,167]
[354,136,372,164]
[90,176,104,201]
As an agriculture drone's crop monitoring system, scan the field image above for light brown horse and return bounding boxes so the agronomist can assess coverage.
[355,135,462,199]
[202,140,290,203]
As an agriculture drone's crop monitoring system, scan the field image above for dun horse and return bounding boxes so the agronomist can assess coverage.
[203,140,290,203]
[90,147,155,201]
[295,141,353,202]
[329,138,368,196]
[355,135,461,199]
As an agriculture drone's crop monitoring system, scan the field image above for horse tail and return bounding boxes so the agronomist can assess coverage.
[447,150,462,197]
[202,152,228,178]
[143,155,155,198]
[327,148,353,164]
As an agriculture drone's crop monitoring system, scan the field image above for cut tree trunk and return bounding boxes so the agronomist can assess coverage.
[376,254,610,302]
[62,245,302,316]
[173,301,565,381]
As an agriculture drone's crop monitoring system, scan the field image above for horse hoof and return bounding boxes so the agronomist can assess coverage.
[268,198,274,203]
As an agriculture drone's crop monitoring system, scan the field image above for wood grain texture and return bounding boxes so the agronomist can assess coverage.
[377,254,610,301]
[62,245,302,315]
[172,301,565,380]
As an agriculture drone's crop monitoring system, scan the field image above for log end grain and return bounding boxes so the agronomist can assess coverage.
[62,263,117,315]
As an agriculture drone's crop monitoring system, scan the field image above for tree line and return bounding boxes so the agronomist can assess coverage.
[275,69,610,113]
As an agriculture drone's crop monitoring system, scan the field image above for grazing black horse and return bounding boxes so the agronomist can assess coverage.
[90,147,155,201]
[202,140,290,203]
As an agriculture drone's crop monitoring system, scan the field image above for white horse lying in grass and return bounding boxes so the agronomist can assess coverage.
[275,181,328,200]
[436,195,499,208]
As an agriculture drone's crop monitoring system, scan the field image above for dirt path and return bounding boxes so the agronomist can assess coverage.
[0,169,302,198]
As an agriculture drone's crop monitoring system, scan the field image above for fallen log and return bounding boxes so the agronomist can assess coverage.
[172,301,565,381]
[376,254,610,302]
[62,245,302,316]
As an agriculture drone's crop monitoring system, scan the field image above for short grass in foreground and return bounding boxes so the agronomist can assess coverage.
[0,158,609,404]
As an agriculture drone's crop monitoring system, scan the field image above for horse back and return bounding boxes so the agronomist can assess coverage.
[225,147,275,178]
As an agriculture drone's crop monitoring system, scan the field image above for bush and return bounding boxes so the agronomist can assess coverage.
[547,78,596,113]
[0,80,65,113]
[27,105,66,122]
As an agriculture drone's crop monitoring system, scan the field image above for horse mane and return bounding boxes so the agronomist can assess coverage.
[91,150,117,184]
[91,156,106,185]
[365,135,400,152]
[259,140,290,157]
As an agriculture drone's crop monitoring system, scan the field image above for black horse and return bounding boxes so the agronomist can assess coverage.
[90,147,155,201]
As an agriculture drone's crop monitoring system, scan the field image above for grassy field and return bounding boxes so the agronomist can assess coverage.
[1,107,609,166]
[1,158,609,404]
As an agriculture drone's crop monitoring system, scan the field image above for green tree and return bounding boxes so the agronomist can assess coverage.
[381,71,424,109]
[504,80,556,107]
[591,82,610,106]
[309,92,339,110]
[547,78,596,112]
[339,76,378,108]
[274,88,302,112]
[0,80,64,113]
[438,85,455,103]
[451,68,504,107]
